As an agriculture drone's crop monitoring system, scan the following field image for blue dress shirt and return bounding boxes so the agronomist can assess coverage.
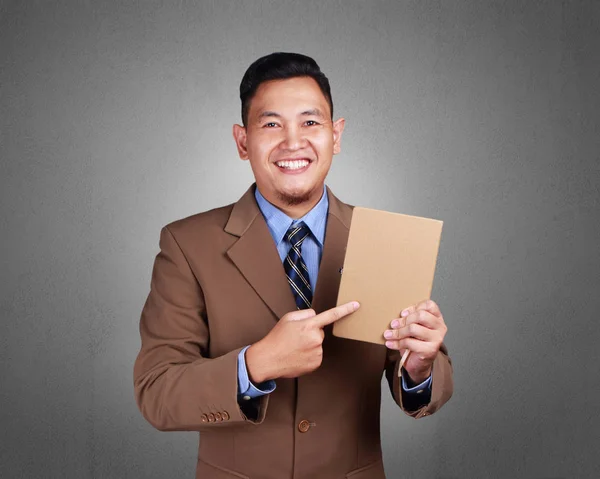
[236,186,432,402]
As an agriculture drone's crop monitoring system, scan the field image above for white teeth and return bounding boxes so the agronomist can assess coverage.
[276,159,310,170]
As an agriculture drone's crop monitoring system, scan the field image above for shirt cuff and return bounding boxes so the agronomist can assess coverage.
[401,372,432,395]
[237,346,276,401]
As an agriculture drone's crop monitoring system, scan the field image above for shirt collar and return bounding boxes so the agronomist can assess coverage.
[254,186,329,247]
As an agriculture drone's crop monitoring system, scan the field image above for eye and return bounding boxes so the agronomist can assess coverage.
[305,120,320,126]
[263,122,279,128]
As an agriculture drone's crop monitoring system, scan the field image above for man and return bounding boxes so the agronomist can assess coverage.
[134,52,453,479]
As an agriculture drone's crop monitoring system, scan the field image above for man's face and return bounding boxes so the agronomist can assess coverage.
[233,76,345,212]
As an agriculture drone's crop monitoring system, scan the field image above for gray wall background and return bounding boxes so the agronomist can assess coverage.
[1,1,599,478]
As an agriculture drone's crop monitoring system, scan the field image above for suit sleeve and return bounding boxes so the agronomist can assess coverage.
[133,226,269,431]
[384,343,453,418]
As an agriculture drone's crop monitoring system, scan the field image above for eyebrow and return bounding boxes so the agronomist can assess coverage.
[258,111,282,119]
[257,108,326,120]
[300,108,325,118]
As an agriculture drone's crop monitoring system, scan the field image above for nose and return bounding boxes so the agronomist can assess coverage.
[280,125,307,151]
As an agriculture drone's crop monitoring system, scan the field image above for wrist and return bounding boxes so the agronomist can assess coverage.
[403,366,432,387]
[246,342,276,383]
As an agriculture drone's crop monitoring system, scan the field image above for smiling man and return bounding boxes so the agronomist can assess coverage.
[233,75,344,217]
[134,52,453,479]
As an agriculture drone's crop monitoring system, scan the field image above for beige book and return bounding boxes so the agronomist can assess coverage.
[333,207,443,345]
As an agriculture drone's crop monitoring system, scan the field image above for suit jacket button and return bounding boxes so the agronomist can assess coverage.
[222,411,230,421]
[298,420,311,433]
[201,414,208,423]
[215,412,222,422]
[208,413,215,422]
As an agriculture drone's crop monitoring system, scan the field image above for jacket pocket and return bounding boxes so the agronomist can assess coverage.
[196,458,250,479]
[345,459,385,478]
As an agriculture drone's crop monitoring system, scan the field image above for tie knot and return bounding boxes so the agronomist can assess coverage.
[286,221,310,247]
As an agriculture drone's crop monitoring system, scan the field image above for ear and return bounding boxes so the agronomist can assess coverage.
[232,124,249,160]
[332,118,345,155]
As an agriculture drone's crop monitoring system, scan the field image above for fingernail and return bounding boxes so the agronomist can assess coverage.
[401,309,409,317]
[391,320,399,328]
[384,330,393,339]
[385,341,394,348]
[353,301,360,310]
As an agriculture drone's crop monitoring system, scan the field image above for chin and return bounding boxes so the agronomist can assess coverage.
[276,185,316,207]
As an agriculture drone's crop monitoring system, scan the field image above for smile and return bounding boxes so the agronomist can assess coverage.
[275,159,312,170]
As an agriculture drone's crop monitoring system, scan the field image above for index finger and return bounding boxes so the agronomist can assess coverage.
[313,301,360,329]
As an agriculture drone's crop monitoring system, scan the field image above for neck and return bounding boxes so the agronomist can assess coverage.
[278,197,320,219]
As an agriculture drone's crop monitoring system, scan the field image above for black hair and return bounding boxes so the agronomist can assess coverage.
[239,52,333,126]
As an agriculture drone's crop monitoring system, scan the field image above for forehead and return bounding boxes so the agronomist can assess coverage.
[249,77,331,117]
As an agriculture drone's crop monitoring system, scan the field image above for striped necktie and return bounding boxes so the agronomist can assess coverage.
[284,222,313,310]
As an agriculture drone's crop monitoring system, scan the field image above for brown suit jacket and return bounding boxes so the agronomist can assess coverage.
[134,185,453,479]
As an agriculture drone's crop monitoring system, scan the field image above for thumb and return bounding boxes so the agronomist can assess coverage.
[284,308,317,321]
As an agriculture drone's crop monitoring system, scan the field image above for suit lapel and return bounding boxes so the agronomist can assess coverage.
[225,185,296,320]
[311,187,354,314]
[225,185,354,320]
